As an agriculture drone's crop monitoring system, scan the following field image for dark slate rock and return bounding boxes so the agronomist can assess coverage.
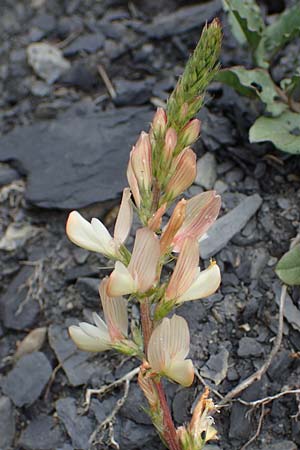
[63,33,104,56]
[1,352,52,407]
[0,163,20,186]
[0,107,153,209]
[18,415,64,450]
[119,382,151,425]
[199,108,236,151]
[237,337,264,358]
[200,347,229,385]
[274,282,300,332]
[119,418,159,450]
[262,441,297,450]
[56,397,93,450]
[59,64,99,91]
[113,78,154,107]
[268,349,294,381]
[0,396,15,450]
[75,277,100,306]
[172,387,194,424]
[200,194,263,259]
[229,379,266,440]
[145,1,220,38]
[48,324,108,386]
[0,266,40,330]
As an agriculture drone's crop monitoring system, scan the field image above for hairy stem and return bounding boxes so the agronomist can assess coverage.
[155,380,181,450]
[140,298,153,355]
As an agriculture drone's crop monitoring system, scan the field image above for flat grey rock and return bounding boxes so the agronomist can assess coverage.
[56,397,93,450]
[274,282,300,332]
[145,1,220,38]
[0,266,40,330]
[18,415,64,450]
[48,324,108,386]
[261,441,297,450]
[63,33,104,56]
[200,347,229,385]
[1,352,52,407]
[0,396,15,450]
[0,106,152,209]
[238,337,264,358]
[200,194,263,258]
[195,153,217,189]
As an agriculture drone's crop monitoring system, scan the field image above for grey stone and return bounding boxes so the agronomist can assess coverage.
[75,277,100,306]
[199,108,236,151]
[119,382,151,425]
[18,415,63,450]
[0,266,40,330]
[238,337,264,358]
[262,441,297,450]
[274,283,300,332]
[195,153,217,189]
[0,396,15,450]
[1,352,52,407]
[200,347,229,385]
[48,324,108,386]
[63,33,104,56]
[214,179,228,194]
[114,78,153,106]
[0,107,152,209]
[200,194,263,258]
[250,248,269,279]
[27,43,70,84]
[56,397,93,450]
[267,350,293,381]
[145,1,220,38]
[119,418,159,450]
[0,163,20,186]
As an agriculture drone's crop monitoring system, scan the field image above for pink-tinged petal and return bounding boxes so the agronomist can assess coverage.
[114,188,133,244]
[165,359,194,387]
[130,132,152,191]
[107,261,137,296]
[148,203,167,231]
[177,263,221,303]
[165,148,196,199]
[165,238,199,301]
[128,228,160,293]
[173,191,221,252]
[160,199,186,255]
[127,158,141,208]
[164,128,177,164]
[180,119,201,146]
[66,211,114,255]
[148,315,191,380]
[152,107,167,135]
[69,324,110,352]
[99,278,128,341]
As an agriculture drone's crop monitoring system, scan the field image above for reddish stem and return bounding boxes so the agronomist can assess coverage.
[155,380,181,450]
[140,300,181,450]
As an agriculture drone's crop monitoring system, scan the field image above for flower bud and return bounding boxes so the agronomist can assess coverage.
[152,107,167,135]
[130,132,152,193]
[148,203,167,231]
[160,199,186,255]
[165,148,196,200]
[180,119,201,146]
[163,128,177,164]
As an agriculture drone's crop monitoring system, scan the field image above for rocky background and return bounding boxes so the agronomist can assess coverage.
[0,1,299,450]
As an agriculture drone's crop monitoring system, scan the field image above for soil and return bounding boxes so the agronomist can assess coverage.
[0,1,299,450]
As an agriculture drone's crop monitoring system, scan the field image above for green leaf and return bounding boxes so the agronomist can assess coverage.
[222,0,247,45]
[281,68,300,99]
[276,244,300,286]
[216,67,287,116]
[255,4,300,68]
[224,0,265,51]
[249,110,300,154]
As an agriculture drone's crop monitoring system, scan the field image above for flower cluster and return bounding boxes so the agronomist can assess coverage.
[66,19,222,450]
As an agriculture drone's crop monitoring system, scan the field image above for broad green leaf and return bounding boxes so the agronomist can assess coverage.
[216,67,287,116]
[222,0,247,45]
[255,4,300,68]
[224,0,265,51]
[276,244,300,286]
[281,68,300,99]
[249,111,300,154]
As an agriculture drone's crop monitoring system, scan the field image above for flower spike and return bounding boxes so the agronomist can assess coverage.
[148,315,194,387]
